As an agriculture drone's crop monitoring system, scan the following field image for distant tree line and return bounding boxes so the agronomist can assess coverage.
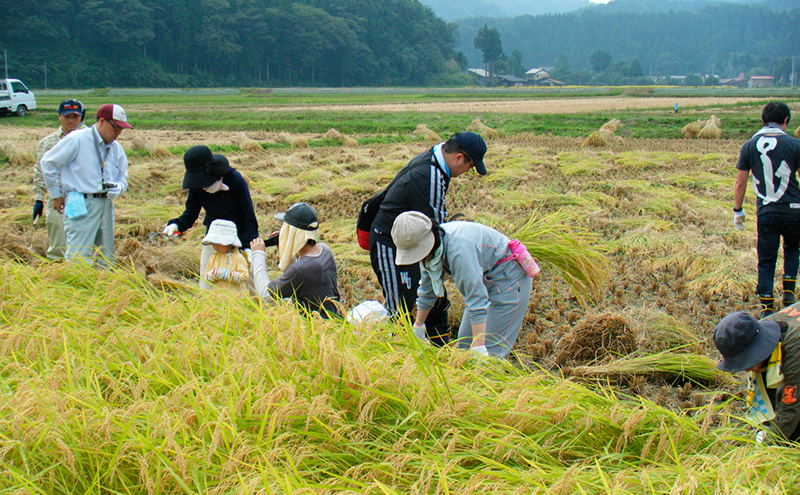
[457,3,800,84]
[1,0,465,88]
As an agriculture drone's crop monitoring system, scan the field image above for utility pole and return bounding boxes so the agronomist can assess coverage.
[792,56,796,87]
[44,62,47,90]
[4,49,7,80]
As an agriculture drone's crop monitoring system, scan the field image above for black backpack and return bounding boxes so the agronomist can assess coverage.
[356,188,388,250]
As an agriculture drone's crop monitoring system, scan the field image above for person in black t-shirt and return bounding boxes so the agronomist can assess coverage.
[734,102,800,317]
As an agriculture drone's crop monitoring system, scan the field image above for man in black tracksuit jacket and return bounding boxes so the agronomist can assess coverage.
[370,132,487,345]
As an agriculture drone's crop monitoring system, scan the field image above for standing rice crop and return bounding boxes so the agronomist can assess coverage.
[0,252,799,493]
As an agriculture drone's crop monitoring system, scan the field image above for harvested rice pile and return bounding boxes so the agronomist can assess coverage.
[554,312,637,365]
[323,128,359,147]
[682,115,722,139]
[582,119,623,147]
[411,124,440,141]
[276,132,309,148]
[467,118,499,139]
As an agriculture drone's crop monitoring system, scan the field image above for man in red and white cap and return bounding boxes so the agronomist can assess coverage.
[40,103,132,267]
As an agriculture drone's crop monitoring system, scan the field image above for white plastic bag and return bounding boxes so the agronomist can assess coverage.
[346,300,389,325]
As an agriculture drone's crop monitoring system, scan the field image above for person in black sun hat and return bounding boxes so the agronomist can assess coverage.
[162,145,258,290]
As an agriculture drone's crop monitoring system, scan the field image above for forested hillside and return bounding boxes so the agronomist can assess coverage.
[1,0,460,88]
[457,2,800,78]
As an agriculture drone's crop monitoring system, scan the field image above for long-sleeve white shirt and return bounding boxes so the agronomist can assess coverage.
[40,125,128,198]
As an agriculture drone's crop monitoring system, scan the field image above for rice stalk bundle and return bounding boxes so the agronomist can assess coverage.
[276,132,308,148]
[239,138,263,153]
[323,128,343,140]
[582,130,612,147]
[600,118,622,132]
[697,122,722,139]
[624,306,703,354]
[794,125,800,138]
[709,114,721,127]
[554,312,637,365]
[509,208,610,303]
[0,259,795,492]
[411,124,440,141]
[681,121,704,138]
[324,128,358,147]
[569,351,734,386]
[467,118,499,139]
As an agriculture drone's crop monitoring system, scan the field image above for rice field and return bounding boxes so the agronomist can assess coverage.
[1,90,800,493]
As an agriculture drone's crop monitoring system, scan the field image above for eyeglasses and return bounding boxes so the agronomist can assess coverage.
[105,119,121,131]
[462,152,474,168]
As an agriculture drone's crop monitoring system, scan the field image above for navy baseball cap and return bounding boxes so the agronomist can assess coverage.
[452,132,487,175]
[58,99,83,116]
[713,311,781,372]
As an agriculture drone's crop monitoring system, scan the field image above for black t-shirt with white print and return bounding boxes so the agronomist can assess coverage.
[736,124,800,215]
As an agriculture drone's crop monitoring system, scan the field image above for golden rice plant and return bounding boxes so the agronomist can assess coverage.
[0,259,797,493]
[508,207,610,303]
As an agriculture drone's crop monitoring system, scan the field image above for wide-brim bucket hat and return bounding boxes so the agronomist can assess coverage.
[201,219,242,248]
[391,211,435,266]
[713,311,781,371]
[182,145,232,189]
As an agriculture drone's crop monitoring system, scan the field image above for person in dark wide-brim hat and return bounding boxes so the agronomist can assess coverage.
[162,145,258,290]
[713,308,800,444]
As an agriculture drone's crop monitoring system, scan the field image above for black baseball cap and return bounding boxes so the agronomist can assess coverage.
[713,311,781,372]
[58,99,83,116]
[451,131,487,175]
[274,202,319,231]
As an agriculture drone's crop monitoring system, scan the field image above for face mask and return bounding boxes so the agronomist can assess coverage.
[204,179,229,194]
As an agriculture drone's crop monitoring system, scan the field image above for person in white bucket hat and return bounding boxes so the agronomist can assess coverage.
[201,219,249,294]
[391,211,537,359]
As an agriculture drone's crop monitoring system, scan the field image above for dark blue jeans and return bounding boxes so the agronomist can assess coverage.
[756,211,800,296]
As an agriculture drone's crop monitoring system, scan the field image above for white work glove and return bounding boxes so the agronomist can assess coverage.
[755,430,767,444]
[470,345,490,357]
[412,323,430,344]
[734,209,746,231]
[104,181,125,200]
[162,223,180,236]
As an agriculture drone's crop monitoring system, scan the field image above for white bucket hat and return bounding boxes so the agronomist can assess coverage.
[202,219,242,248]
[391,211,435,265]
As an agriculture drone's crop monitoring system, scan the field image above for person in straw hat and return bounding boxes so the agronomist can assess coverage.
[391,211,536,358]
[713,308,800,445]
[250,202,341,318]
[162,145,258,290]
[201,219,249,294]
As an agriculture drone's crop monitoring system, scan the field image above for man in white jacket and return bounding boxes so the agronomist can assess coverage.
[41,104,131,267]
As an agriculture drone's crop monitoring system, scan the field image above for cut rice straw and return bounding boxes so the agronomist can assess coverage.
[510,207,609,304]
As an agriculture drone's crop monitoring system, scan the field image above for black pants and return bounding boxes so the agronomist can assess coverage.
[756,211,800,297]
[370,235,450,346]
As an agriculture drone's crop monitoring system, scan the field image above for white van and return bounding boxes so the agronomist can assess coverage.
[0,79,37,117]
